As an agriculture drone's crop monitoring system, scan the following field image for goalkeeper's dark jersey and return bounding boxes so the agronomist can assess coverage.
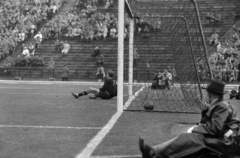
[99,79,117,98]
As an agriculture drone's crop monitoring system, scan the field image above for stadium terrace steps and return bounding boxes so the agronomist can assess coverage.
[3,0,240,81]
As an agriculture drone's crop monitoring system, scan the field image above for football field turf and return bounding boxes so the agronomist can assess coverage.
[0,80,239,158]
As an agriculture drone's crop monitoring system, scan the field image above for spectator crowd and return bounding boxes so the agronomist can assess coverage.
[38,0,125,43]
[3,0,238,84]
[0,0,64,61]
[205,25,240,82]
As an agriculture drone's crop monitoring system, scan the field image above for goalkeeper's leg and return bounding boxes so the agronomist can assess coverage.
[71,88,100,99]
[88,88,100,99]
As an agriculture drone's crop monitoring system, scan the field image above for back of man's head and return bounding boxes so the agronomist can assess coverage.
[108,70,114,78]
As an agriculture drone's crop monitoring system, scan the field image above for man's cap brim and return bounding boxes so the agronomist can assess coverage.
[201,87,228,94]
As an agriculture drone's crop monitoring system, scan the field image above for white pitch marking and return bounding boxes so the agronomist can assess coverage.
[0,80,129,86]
[0,92,129,97]
[76,112,122,158]
[0,80,238,88]
[0,125,102,130]
[0,80,104,85]
[0,92,69,96]
[124,85,145,110]
[75,86,144,158]
[91,155,141,158]
[0,85,235,91]
[0,87,40,90]
[131,83,238,88]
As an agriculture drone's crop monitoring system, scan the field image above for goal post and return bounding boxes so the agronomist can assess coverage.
[117,0,125,112]
[128,19,134,101]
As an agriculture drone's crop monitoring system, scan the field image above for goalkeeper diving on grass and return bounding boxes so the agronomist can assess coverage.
[71,70,117,99]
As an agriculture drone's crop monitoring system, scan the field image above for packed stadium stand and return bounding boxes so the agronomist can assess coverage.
[0,0,240,82]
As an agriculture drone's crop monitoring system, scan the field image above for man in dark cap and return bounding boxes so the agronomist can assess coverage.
[139,79,240,158]
[71,70,117,99]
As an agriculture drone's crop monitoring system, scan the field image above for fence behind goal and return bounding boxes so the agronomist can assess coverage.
[124,0,212,113]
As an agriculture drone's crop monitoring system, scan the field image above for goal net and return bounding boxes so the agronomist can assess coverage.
[124,0,212,113]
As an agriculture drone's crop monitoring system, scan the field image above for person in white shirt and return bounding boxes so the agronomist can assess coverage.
[110,27,117,39]
[124,28,128,39]
[22,47,30,58]
[103,26,108,40]
[163,69,173,90]
[34,32,43,48]
[30,24,36,37]
[62,41,71,54]
[104,0,110,9]
[19,32,25,42]
[34,32,43,42]
[51,4,58,13]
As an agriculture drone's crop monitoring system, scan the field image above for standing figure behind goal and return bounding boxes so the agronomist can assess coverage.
[151,69,172,90]
[163,69,173,90]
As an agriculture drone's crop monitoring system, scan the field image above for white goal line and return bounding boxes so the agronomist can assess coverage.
[91,155,141,158]
[129,83,237,88]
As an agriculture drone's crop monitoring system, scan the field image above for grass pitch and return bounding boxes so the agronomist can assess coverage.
[0,81,239,158]
[0,82,122,158]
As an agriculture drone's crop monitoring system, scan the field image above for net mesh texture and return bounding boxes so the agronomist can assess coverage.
[124,0,212,113]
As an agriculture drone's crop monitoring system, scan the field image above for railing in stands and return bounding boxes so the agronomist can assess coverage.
[0,67,239,83]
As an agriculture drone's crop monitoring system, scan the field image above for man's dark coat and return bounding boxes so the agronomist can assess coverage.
[153,99,240,158]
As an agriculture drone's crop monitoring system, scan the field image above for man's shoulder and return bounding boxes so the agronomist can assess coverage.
[213,100,232,110]
[104,78,111,81]
[104,78,114,83]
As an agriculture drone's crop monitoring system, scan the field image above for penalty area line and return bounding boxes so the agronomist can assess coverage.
[0,125,102,130]
[75,86,144,158]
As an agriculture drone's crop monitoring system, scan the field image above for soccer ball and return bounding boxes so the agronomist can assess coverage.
[143,101,154,111]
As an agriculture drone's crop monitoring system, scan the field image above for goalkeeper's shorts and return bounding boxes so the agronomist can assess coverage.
[99,91,112,100]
